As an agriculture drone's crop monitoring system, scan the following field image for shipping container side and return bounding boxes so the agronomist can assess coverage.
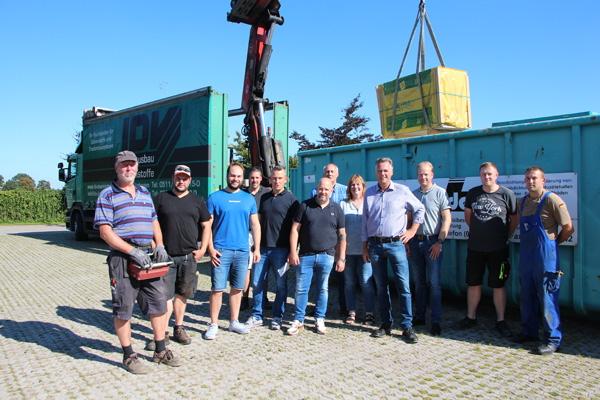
[79,87,226,206]
[291,113,600,318]
[208,91,229,193]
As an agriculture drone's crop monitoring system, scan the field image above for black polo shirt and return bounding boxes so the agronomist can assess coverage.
[294,197,345,256]
[259,189,299,249]
[244,185,271,212]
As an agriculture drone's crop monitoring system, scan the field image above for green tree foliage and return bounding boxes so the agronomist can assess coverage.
[36,180,52,190]
[3,180,18,191]
[290,94,382,151]
[288,154,299,169]
[18,177,35,191]
[230,131,252,168]
[0,174,4,190]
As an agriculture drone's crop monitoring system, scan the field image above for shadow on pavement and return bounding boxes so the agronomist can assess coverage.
[10,231,109,256]
[0,319,121,367]
[56,305,154,343]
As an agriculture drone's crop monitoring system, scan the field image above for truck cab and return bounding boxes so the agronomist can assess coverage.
[58,150,89,240]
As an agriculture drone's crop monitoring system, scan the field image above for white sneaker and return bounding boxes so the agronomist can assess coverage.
[229,320,249,335]
[316,318,327,335]
[271,317,282,331]
[286,320,304,336]
[204,323,218,340]
[244,316,263,328]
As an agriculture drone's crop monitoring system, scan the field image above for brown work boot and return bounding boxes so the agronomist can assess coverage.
[144,331,171,351]
[173,325,192,345]
[122,353,150,374]
[152,348,182,367]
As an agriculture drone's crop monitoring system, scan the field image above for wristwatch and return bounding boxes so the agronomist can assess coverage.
[339,258,346,263]
[437,239,444,245]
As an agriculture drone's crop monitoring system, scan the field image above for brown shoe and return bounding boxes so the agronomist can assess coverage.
[123,353,149,374]
[173,325,192,345]
[345,311,356,325]
[152,348,182,367]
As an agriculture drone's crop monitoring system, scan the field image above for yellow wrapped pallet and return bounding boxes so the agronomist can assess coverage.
[376,67,471,138]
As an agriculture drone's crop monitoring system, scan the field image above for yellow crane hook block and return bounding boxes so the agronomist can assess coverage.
[376,66,472,138]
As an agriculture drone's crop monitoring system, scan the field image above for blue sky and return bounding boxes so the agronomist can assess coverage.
[1,0,598,189]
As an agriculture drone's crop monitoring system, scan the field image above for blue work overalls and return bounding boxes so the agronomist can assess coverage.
[518,192,562,347]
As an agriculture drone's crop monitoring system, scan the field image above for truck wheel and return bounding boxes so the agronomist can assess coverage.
[74,212,88,241]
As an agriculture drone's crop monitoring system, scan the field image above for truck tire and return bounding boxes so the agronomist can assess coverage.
[74,211,88,241]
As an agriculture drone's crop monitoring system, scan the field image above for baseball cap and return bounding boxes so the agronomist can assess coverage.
[174,165,192,177]
[115,150,137,164]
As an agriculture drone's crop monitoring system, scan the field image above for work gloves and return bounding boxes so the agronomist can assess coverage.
[153,244,170,263]
[129,247,152,269]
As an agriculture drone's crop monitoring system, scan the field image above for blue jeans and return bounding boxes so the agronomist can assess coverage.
[294,253,335,322]
[251,247,289,320]
[344,255,375,313]
[369,239,413,329]
[408,238,442,323]
[211,249,249,291]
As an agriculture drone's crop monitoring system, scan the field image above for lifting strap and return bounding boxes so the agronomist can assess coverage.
[390,0,446,135]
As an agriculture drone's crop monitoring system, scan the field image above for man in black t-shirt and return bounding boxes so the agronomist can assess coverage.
[244,166,299,330]
[241,167,272,310]
[453,162,518,337]
[154,165,211,346]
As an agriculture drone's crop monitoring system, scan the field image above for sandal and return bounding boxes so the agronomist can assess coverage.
[345,311,356,325]
[364,313,375,326]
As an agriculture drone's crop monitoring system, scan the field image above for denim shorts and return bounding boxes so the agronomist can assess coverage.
[211,249,250,291]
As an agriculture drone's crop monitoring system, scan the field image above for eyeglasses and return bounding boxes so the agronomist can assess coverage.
[175,165,191,173]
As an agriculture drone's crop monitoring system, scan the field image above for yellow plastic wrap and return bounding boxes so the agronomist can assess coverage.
[376,67,471,138]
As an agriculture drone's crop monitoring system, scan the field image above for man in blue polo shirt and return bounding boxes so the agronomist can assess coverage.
[287,178,346,336]
[205,163,261,340]
[362,157,425,344]
[94,150,181,374]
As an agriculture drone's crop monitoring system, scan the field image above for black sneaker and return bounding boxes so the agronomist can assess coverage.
[152,348,182,367]
[413,318,426,326]
[453,316,477,330]
[173,325,192,345]
[371,324,391,338]
[430,322,442,336]
[535,343,558,355]
[122,353,149,374]
[495,320,513,338]
[402,327,418,344]
[510,332,538,344]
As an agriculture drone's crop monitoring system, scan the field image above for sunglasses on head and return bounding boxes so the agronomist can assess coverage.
[176,165,191,173]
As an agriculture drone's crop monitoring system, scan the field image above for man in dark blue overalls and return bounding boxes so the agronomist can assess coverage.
[511,166,574,355]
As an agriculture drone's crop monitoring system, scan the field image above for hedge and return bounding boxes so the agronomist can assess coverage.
[0,189,66,224]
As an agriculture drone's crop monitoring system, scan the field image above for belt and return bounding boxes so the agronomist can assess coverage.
[414,234,438,241]
[370,236,401,243]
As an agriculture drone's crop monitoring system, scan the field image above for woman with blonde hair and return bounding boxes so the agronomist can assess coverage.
[339,174,376,325]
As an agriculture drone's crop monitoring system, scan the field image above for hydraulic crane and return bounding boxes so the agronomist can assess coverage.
[228,0,285,179]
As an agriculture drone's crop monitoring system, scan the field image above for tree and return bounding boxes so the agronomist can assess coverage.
[3,180,17,191]
[0,174,4,190]
[288,154,299,169]
[3,173,35,191]
[230,131,251,168]
[18,177,35,191]
[36,180,52,190]
[290,94,382,151]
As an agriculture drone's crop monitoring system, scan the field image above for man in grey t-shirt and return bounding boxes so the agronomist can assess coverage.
[406,162,451,336]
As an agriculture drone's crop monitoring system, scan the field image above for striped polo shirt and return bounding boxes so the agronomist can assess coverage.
[94,180,157,247]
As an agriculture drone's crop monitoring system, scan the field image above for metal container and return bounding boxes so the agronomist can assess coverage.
[290,112,600,318]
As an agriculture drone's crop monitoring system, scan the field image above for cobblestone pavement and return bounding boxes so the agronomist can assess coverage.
[0,226,599,399]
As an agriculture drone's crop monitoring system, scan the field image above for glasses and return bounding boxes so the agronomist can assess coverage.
[175,165,191,173]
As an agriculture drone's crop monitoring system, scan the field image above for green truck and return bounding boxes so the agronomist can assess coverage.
[58,86,289,240]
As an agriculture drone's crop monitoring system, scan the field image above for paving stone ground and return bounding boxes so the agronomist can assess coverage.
[0,226,599,399]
